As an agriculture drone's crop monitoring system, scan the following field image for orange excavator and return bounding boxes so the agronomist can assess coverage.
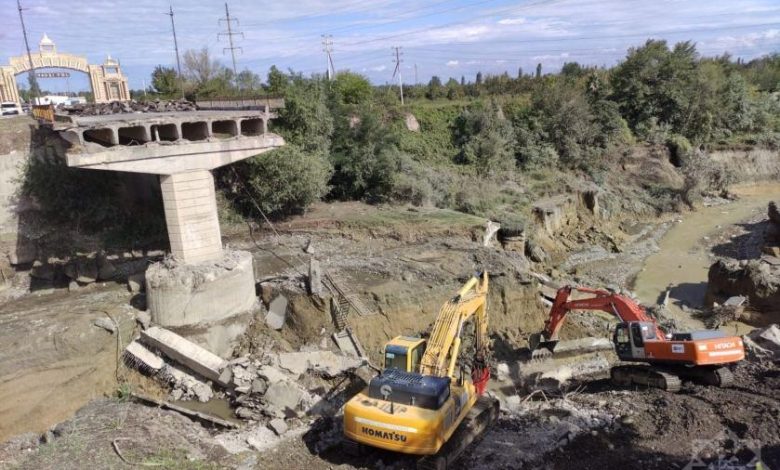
[529,286,745,392]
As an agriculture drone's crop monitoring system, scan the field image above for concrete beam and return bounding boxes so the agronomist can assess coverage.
[65,133,284,175]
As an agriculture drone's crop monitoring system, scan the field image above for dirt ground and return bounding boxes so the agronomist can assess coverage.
[2,186,780,469]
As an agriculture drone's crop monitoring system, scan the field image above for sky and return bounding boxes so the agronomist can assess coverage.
[1,0,779,93]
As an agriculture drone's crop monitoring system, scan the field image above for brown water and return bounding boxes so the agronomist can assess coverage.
[633,183,780,329]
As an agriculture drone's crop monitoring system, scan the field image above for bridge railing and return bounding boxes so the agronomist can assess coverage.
[195,97,284,112]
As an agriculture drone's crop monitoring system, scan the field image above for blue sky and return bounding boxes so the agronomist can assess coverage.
[2,0,779,93]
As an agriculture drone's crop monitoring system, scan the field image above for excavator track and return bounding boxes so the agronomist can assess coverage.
[677,366,735,388]
[416,396,499,470]
[610,365,682,392]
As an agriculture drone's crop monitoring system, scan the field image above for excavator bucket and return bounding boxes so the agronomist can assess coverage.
[528,332,558,360]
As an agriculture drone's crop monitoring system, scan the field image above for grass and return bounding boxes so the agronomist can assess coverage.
[339,205,486,233]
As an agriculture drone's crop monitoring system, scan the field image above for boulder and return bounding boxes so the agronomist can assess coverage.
[747,324,780,357]
[263,381,303,417]
[267,418,288,436]
[265,295,288,330]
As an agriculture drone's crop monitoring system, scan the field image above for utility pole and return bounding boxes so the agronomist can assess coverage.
[17,0,38,103]
[218,2,243,88]
[392,46,404,106]
[321,34,335,80]
[164,5,184,99]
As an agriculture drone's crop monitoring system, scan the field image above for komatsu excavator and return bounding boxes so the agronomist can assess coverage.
[343,272,499,470]
[529,286,745,391]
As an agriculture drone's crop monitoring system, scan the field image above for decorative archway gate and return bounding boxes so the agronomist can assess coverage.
[0,34,130,105]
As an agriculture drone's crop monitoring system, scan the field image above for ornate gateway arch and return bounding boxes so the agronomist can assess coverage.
[0,34,130,105]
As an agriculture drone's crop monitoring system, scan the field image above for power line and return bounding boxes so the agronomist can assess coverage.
[322,34,335,80]
[164,5,184,99]
[16,0,38,102]
[218,2,244,79]
[392,46,404,105]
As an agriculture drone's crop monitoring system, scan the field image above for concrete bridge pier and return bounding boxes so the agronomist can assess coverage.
[56,110,285,357]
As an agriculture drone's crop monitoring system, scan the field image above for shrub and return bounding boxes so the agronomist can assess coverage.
[236,145,332,216]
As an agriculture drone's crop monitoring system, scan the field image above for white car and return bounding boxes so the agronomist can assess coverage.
[1,102,22,116]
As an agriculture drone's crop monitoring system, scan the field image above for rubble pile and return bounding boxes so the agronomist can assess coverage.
[56,99,197,116]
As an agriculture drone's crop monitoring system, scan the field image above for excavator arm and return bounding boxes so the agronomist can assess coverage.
[418,272,490,392]
[530,285,665,352]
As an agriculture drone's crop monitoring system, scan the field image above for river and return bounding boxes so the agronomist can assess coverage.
[633,182,780,329]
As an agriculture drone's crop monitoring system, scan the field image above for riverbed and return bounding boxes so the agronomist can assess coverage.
[633,182,780,329]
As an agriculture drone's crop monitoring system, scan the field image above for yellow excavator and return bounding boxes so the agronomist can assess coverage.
[343,272,499,470]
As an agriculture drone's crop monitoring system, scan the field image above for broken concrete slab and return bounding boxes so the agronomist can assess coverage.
[265,295,288,330]
[276,351,362,378]
[747,324,780,358]
[308,259,322,296]
[160,364,214,402]
[263,381,303,418]
[267,418,288,436]
[123,340,165,372]
[141,326,227,383]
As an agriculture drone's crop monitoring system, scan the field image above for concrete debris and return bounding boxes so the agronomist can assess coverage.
[304,239,315,254]
[68,280,79,292]
[308,259,322,296]
[64,258,99,284]
[140,326,227,383]
[123,341,164,372]
[483,221,501,247]
[92,317,117,334]
[267,418,288,436]
[135,310,151,330]
[747,324,780,359]
[160,364,214,403]
[276,350,362,378]
[57,99,197,116]
[30,261,55,281]
[496,362,511,383]
[263,381,303,418]
[265,295,288,330]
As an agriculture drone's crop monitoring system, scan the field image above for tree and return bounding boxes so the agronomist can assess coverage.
[453,101,516,175]
[266,66,288,95]
[561,62,583,77]
[535,63,542,78]
[445,78,462,100]
[476,71,483,85]
[237,145,332,216]
[426,76,444,99]
[236,69,262,93]
[183,47,224,86]
[27,74,41,100]
[151,65,178,96]
[518,66,523,78]
[275,76,333,155]
[331,71,373,105]
[461,75,466,86]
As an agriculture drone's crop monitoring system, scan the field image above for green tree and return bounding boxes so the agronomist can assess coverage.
[535,63,542,78]
[331,71,373,105]
[236,145,332,216]
[236,69,262,93]
[453,101,516,175]
[266,65,288,95]
[426,76,444,99]
[275,76,334,155]
[151,65,178,96]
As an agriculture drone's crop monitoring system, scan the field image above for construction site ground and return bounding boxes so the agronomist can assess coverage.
[1,183,779,469]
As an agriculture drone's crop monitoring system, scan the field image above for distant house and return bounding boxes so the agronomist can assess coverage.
[33,95,71,106]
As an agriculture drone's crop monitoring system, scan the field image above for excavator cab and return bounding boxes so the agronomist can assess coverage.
[613,321,657,361]
[383,336,427,373]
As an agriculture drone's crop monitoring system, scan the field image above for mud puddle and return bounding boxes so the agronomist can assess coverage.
[633,182,780,328]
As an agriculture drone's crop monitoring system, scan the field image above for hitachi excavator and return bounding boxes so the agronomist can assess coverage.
[529,286,745,391]
[343,272,499,470]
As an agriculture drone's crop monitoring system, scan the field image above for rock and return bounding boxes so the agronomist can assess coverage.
[496,362,511,382]
[404,113,420,132]
[528,243,548,263]
[747,324,780,356]
[75,258,98,283]
[97,257,117,280]
[308,259,322,296]
[304,239,315,254]
[68,280,79,292]
[135,310,152,329]
[763,245,780,257]
[263,381,303,417]
[93,317,117,333]
[259,283,274,307]
[30,261,55,281]
[251,378,267,395]
[218,367,233,387]
[265,295,288,330]
[483,221,501,247]
[170,388,184,401]
[267,418,288,436]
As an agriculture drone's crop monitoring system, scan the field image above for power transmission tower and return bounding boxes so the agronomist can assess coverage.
[321,35,335,80]
[392,46,404,105]
[218,2,243,85]
[164,5,184,99]
[16,0,38,103]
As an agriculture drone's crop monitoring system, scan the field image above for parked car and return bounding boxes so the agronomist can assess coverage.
[1,102,22,116]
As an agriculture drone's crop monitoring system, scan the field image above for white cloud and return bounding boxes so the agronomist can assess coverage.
[370,65,387,72]
[498,17,526,25]
[446,60,459,67]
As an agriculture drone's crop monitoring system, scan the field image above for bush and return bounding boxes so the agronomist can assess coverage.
[236,145,332,216]
[453,101,516,176]
[666,134,693,167]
